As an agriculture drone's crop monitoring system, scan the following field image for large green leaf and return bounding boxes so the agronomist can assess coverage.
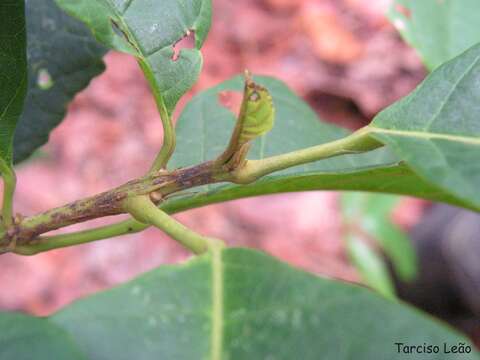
[49,248,478,359]
[0,0,27,166]
[370,43,480,211]
[0,312,86,360]
[55,0,212,114]
[13,0,106,163]
[389,0,480,70]
[165,75,477,212]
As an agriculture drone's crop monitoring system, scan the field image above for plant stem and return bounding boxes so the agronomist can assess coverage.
[138,59,176,172]
[125,195,224,254]
[230,127,383,183]
[149,101,175,172]
[0,160,16,228]
[4,161,226,248]
[5,128,383,254]
[14,218,147,255]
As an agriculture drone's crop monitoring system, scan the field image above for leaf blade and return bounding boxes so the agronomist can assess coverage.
[341,192,417,284]
[0,312,87,360]
[13,0,107,163]
[50,248,479,360]
[55,0,212,114]
[0,0,27,165]
[371,44,480,210]
[345,234,397,300]
[389,0,480,70]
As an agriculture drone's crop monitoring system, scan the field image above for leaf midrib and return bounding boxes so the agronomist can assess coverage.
[105,0,142,55]
[424,53,480,130]
[369,127,480,145]
[210,248,223,360]
[104,0,170,115]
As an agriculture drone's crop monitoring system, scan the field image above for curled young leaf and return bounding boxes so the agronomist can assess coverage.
[217,73,275,166]
[236,73,275,145]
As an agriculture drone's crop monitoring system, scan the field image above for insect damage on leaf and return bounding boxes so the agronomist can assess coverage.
[217,71,275,166]
[171,30,196,61]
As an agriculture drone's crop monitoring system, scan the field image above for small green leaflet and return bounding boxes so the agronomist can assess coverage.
[345,234,397,300]
[341,192,417,299]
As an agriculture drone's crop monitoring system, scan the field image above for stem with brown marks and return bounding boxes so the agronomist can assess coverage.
[3,129,383,255]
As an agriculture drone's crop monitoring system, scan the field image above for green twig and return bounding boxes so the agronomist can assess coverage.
[138,59,176,172]
[0,160,16,228]
[125,195,224,254]
[14,218,146,256]
[230,127,383,184]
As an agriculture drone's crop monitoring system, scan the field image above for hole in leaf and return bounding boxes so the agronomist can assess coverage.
[218,91,243,116]
[171,30,196,61]
[37,68,54,90]
[249,91,260,102]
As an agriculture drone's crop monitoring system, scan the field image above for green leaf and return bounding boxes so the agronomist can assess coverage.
[341,193,417,283]
[55,0,212,114]
[166,75,477,212]
[370,44,480,211]
[389,0,480,70]
[0,312,86,360]
[345,234,397,299]
[0,0,27,166]
[13,0,107,163]
[50,248,478,359]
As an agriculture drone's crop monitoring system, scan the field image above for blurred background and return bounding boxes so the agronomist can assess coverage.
[1,0,479,345]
